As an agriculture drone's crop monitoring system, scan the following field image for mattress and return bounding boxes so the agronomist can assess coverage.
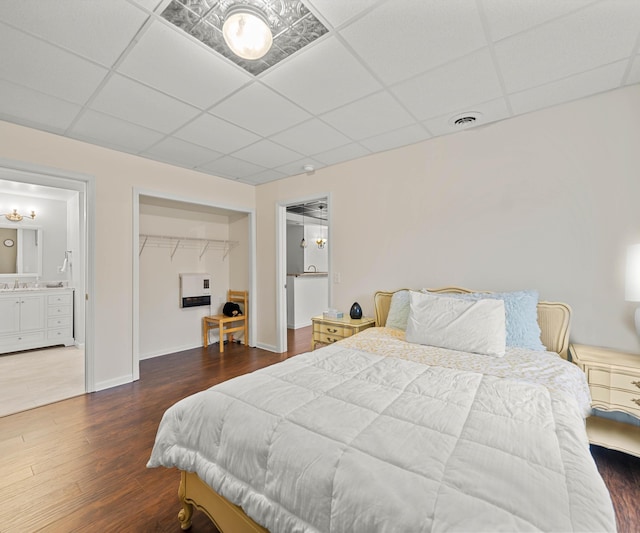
[148,331,615,532]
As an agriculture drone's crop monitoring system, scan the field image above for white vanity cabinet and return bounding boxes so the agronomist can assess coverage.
[0,289,74,353]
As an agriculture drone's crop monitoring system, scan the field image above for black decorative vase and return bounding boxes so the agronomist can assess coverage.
[350,302,363,319]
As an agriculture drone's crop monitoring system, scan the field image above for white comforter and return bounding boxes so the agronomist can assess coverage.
[148,343,615,532]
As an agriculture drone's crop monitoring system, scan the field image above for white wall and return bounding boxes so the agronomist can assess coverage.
[256,85,640,354]
[229,214,249,292]
[0,120,254,390]
[139,205,233,358]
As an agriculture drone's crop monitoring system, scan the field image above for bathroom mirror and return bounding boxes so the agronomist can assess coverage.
[0,225,42,276]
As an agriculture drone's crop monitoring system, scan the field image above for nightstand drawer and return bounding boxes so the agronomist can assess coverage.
[315,323,346,337]
[311,315,375,350]
[314,332,343,345]
[591,385,640,416]
[589,368,640,393]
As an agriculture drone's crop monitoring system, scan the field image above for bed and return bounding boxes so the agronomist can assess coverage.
[147,287,615,532]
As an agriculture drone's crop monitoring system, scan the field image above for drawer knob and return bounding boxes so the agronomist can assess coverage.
[327,337,337,343]
[632,399,640,407]
[632,381,640,389]
[328,328,337,333]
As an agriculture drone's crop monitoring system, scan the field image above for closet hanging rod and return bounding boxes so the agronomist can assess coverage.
[138,234,239,259]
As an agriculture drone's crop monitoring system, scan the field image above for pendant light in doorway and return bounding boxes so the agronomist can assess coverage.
[300,203,307,248]
[316,204,327,249]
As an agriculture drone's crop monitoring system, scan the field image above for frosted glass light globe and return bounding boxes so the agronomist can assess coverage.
[222,7,272,60]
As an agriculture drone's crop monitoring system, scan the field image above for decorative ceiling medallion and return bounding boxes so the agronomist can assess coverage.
[161,0,329,76]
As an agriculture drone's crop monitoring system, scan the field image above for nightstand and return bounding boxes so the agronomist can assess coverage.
[311,315,376,350]
[570,343,640,458]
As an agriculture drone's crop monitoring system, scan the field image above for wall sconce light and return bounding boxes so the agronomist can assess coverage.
[626,243,640,335]
[5,209,36,222]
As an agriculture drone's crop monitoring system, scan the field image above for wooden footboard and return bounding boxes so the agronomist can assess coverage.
[178,470,268,532]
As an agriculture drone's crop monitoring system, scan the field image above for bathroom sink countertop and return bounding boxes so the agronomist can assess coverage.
[0,285,71,292]
[288,272,328,277]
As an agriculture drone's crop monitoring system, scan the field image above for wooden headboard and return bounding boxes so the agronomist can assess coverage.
[373,287,572,360]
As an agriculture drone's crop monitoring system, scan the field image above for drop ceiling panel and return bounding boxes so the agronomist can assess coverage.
[0,0,148,67]
[320,91,416,140]
[117,21,251,109]
[313,143,370,167]
[69,110,166,153]
[89,74,200,133]
[130,0,164,11]
[0,23,108,105]
[392,49,505,121]
[141,137,222,167]
[197,156,265,179]
[210,84,311,136]
[270,119,351,155]
[482,0,596,41]
[0,79,81,134]
[174,113,261,153]
[232,140,303,168]
[261,36,382,115]
[509,61,629,115]
[274,158,324,177]
[495,1,640,93]
[244,170,288,185]
[359,124,432,153]
[340,0,487,85]
[306,0,383,28]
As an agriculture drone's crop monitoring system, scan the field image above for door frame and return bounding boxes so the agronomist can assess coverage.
[132,188,257,378]
[0,157,96,392]
[275,193,331,353]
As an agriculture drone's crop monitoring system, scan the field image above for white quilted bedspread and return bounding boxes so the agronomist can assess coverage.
[148,344,615,532]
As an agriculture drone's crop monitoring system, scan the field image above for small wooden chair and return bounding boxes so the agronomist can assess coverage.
[203,290,248,353]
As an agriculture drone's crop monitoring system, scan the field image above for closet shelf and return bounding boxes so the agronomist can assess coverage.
[139,234,239,260]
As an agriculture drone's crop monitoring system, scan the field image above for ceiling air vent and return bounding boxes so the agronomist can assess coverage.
[448,111,483,129]
[454,116,476,125]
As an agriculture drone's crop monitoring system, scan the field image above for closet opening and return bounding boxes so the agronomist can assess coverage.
[132,191,256,375]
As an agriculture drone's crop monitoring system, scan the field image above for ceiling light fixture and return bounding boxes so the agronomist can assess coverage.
[5,209,36,222]
[222,5,273,60]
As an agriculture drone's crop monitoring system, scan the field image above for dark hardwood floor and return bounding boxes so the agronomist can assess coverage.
[0,327,637,532]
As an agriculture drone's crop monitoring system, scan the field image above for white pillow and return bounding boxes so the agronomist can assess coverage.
[405,291,506,357]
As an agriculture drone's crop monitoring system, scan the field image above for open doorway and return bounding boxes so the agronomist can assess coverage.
[276,195,331,353]
[0,159,94,416]
[132,190,256,374]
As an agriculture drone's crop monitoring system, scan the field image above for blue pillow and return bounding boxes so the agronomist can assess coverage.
[427,289,545,351]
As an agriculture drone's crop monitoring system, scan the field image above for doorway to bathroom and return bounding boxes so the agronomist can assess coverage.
[0,159,94,417]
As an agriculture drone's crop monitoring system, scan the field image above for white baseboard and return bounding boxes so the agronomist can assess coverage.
[140,343,201,360]
[288,320,311,329]
[95,374,133,391]
[256,342,279,353]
